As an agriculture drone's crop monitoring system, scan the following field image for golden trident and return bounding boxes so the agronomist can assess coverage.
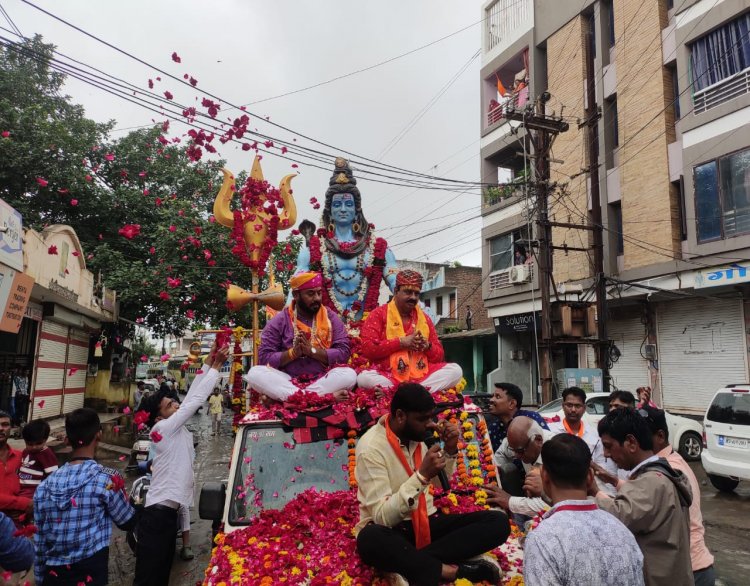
[212,155,297,364]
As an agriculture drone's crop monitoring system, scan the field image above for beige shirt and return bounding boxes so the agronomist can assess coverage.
[354,416,456,534]
[208,394,223,415]
[658,446,714,572]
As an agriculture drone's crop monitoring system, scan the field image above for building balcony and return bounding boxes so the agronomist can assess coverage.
[482,182,527,212]
[483,0,533,61]
[693,67,750,115]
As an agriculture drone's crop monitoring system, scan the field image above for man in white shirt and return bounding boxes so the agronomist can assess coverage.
[523,434,644,586]
[133,342,229,585]
[488,416,552,517]
[547,386,616,493]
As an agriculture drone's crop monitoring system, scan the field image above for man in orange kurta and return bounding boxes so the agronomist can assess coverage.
[356,270,462,393]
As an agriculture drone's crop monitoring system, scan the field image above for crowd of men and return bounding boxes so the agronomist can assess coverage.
[0,268,717,585]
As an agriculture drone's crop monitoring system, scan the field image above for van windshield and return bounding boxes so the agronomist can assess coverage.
[707,392,750,425]
[228,423,350,526]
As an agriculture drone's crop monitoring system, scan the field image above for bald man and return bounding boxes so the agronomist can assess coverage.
[486,416,552,517]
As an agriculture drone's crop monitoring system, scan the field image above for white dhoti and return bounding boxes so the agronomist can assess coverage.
[244,365,357,402]
[356,362,463,394]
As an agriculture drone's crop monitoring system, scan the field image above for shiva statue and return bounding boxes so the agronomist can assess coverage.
[295,157,398,323]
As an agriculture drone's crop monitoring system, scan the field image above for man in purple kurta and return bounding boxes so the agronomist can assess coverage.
[243,272,356,402]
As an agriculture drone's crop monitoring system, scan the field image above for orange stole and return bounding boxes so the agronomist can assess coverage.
[385,300,430,382]
[288,303,332,349]
[384,415,431,548]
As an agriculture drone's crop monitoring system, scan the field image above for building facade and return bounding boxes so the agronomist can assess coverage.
[480,0,750,413]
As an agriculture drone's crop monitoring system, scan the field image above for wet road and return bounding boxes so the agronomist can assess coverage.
[692,461,750,586]
[90,419,749,585]
[97,408,235,586]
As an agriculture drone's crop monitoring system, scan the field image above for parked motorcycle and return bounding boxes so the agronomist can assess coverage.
[125,430,151,473]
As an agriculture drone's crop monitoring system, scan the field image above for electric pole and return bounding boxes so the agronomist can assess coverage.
[583,23,610,393]
[506,97,569,404]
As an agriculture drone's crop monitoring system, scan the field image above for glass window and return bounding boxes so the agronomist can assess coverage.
[586,397,610,415]
[608,1,615,48]
[690,13,750,92]
[610,202,624,255]
[695,161,722,242]
[229,425,350,525]
[490,234,513,272]
[707,391,750,426]
[719,149,750,237]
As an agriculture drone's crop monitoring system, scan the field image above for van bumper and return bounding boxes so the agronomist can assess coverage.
[701,450,750,480]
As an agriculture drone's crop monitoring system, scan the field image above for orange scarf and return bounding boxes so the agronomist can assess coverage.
[288,302,332,349]
[563,419,584,437]
[385,300,430,382]
[384,415,431,548]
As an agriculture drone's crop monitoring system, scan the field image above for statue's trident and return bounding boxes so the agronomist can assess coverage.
[212,155,297,364]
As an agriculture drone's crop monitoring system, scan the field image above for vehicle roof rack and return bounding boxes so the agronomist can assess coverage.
[725,383,750,388]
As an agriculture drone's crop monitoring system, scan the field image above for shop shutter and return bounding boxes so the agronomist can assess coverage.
[62,328,88,413]
[608,318,650,393]
[33,321,68,419]
[657,298,747,413]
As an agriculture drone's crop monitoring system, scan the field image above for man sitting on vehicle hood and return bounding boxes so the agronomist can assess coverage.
[33,408,136,585]
[134,341,230,586]
[244,271,357,402]
[355,383,510,586]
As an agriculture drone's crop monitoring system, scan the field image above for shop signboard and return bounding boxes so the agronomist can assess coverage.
[0,200,23,271]
[494,311,541,334]
[695,263,750,288]
[0,270,34,332]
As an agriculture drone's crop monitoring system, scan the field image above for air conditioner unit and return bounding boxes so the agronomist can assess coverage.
[509,265,531,284]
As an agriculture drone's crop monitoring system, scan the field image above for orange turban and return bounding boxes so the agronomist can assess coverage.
[290,272,323,291]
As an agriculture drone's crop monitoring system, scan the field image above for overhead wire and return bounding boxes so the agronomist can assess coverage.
[376,48,480,161]
[0,31,500,194]
[19,0,509,188]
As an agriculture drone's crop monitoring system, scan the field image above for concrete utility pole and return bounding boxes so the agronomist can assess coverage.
[583,24,610,394]
[506,97,569,404]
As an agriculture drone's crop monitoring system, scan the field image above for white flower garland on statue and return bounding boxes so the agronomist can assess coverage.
[320,233,375,319]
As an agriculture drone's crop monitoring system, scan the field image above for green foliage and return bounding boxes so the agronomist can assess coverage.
[0,35,304,337]
[129,333,157,366]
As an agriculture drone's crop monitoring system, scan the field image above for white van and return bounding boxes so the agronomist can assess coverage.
[701,385,750,492]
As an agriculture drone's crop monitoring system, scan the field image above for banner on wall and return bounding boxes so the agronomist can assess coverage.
[0,269,34,332]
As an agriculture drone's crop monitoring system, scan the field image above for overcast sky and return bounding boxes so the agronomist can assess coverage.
[5,0,485,266]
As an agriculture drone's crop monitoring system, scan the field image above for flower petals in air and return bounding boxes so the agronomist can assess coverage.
[48,245,58,255]
[150,430,163,442]
[171,52,181,63]
[36,177,48,187]
[160,353,170,362]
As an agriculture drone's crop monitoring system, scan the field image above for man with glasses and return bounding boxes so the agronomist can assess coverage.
[134,341,230,585]
[358,270,462,393]
[487,416,552,517]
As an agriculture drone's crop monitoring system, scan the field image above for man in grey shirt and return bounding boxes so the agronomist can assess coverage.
[523,434,644,586]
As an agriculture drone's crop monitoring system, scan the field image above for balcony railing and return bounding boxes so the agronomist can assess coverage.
[485,0,533,53]
[486,87,530,128]
[483,180,529,209]
[693,67,750,114]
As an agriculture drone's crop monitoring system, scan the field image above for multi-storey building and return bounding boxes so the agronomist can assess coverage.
[480,0,750,413]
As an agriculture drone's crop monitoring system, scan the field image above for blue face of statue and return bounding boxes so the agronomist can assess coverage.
[331,193,356,225]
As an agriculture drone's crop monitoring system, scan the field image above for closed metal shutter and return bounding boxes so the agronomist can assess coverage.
[33,321,68,419]
[62,328,88,413]
[657,298,747,413]
[608,317,650,393]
